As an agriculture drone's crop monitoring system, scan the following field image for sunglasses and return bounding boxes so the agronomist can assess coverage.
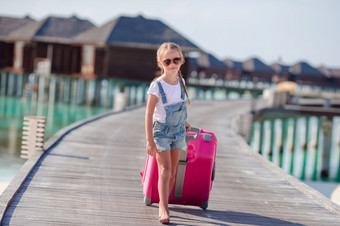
[162,57,181,66]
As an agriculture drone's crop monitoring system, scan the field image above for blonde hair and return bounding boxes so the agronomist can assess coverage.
[155,42,190,105]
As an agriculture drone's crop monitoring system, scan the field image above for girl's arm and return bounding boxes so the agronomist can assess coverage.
[145,94,158,156]
[185,121,191,132]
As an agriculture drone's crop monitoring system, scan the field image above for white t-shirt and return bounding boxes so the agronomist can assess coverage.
[147,77,185,123]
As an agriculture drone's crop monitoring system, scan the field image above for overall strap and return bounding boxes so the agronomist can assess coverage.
[179,79,185,100]
[156,81,167,104]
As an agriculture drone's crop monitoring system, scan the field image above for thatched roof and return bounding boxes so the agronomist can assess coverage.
[0,15,34,40]
[242,57,275,73]
[73,15,200,51]
[6,15,94,43]
[289,61,326,77]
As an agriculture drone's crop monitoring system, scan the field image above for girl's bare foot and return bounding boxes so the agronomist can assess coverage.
[159,217,170,224]
[159,209,170,217]
[159,208,170,224]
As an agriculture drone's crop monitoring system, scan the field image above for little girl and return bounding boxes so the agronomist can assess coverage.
[145,42,191,224]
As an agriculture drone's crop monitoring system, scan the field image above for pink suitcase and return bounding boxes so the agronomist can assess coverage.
[140,128,217,210]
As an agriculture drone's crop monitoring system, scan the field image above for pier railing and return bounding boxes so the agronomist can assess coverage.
[2,71,340,107]
[188,77,340,95]
[0,71,150,110]
[0,71,263,108]
[250,113,340,182]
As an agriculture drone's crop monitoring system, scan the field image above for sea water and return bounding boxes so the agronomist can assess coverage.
[0,95,112,193]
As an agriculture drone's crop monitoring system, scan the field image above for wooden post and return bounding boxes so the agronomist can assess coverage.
[272,119,282,166]
[138,86,144,105]
[124,86,130,106]
[48,76,56,106]
[301,117,310,180]
[21,116,46,159]
[329,117,340,180]
[95,79,101,106]
[280,118,288,168]
[282,118,294,173]
[320,117,333,179]
[7,72,15,96]
[142,84,148,104]
[262,120,271,160]
[289,118,298,174]
[250,121,260,153]
[30,74,38,103]
[258,120,265,156]
[202,89,207,100]
[63,77,71,104]
[16,73,24,97]
[0,71,5,95]
[127,86,132,106]
[56,76,62,102]
[314,117,323,180]
[211,89,215,100]
[305,117,318,180]
[269,119,275,162]
[133,86,138,105]
[107,80,114,108]
[86,79,96,105]
[201,88,205,100]
[70,78,78,105]
[292,117,306,179]
[113,87,127,112]
[47,76,56,128]
[76,78,85,105]
[187,87,196,101]
[37,76,45,116]
[100,79,108,107]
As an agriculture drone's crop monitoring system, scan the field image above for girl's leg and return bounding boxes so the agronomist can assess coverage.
[156,151,171,220]
[169,149,181,195]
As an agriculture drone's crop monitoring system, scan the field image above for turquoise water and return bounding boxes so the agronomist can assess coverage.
[0,95,112,183]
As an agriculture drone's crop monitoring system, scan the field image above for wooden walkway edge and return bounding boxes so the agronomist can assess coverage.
[1,100,340,225]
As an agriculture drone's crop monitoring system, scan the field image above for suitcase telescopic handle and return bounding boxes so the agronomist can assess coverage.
[186,127,200,142]
[175,127,200,199]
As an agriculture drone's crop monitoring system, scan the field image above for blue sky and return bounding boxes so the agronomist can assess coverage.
[1,0,340,68]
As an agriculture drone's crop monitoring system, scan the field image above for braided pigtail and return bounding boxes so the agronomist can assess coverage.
[177,71,190,106]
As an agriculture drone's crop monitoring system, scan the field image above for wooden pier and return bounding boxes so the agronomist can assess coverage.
[1,100,340,225]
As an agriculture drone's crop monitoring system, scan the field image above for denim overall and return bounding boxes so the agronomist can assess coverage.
[153,80,187,152]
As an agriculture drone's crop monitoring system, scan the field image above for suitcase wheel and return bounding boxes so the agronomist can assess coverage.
[144,196,151,206]
[201,201,208,210]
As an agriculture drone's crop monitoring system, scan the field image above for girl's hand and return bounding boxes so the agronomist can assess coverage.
[146,140,157,157]
[185,121,191,132]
